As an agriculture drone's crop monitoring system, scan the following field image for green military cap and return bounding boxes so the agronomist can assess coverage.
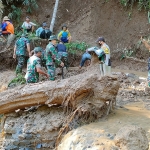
[49,35,58,41]
[34,47,43,53]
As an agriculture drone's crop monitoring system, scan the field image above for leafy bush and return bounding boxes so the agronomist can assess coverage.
[8,5,22,22]
[65,42,90,55]
[3,0,38,23]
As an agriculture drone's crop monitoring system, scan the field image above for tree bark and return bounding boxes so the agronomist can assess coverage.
[0,72,119,114]
[50,0,59,32]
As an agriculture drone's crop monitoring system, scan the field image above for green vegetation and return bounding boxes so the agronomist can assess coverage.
[120,39,143,60]
[64,42,90,67]
[3,0,38,23]
[65,42,90,55]
[15,31,39,40]
[120,49,134,60]
[119,0,150,11]
[7,5,22,22]
[8,73,26,88]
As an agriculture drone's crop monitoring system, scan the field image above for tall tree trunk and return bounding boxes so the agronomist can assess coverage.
[50,0,59,32]
[0,0,3,23]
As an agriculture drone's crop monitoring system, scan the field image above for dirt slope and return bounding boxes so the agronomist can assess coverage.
[32,0,149,49]
[28,0,149,72]
[1,0,149,70]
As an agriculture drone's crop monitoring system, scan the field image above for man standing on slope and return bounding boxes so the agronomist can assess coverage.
[96,37,111,76]
[13,34,31,75]
[25,47,49,83]
[141,37,150,87]
[45,35,64,81]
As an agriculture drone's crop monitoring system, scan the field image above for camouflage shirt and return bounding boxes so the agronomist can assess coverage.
[15,37,30,56]
[45,42,61,66]
[25,55,41,83]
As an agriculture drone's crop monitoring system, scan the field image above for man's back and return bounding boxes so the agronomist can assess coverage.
[57,43,67,52]
[16,37,29,56]
[26,55,41,82]
[82,52,91,59]
[46,42,61,66]
[46,43,55,65]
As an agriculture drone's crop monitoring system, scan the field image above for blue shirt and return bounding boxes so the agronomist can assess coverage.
[2,22,7,31]
[57,43,67,52]
[36,27,51,37]
[1,21,12,31]
[36,27,44,37]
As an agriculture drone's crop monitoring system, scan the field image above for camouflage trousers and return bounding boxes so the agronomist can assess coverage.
[47,65,55,81]
[16,55,25,75]
[148,58,150,87]
[58,52,68,68]
[26,73,39,83]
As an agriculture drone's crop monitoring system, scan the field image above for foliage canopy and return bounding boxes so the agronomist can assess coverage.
[2,0,38,23]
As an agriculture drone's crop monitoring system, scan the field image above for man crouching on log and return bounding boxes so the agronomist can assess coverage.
[25,47,49,83]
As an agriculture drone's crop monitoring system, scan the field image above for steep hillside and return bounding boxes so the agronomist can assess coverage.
[26,0,149,49]
[6,0,149,71]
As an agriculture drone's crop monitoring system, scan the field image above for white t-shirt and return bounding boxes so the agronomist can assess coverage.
[22,21,36,29]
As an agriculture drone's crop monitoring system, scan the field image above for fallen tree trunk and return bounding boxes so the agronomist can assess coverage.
[0,71,119,114]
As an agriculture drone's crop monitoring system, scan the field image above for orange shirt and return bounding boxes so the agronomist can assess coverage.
[6,21,14,34]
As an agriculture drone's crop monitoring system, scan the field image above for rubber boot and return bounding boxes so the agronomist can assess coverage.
[104,65,112,76]
[16,67,22,76]
[103,63,106,76]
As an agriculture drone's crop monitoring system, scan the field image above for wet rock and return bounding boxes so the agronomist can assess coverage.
[114,125,149,150]
[58,126,119,150]
[19,140,31,146]
[13,141,19,146]
[18,135,25,140]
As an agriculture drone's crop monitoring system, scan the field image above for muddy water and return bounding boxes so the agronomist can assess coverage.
[86,102,150,149]
[112,68,147,78]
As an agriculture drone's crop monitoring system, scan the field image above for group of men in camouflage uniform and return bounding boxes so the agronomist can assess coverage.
[13,34,65,83]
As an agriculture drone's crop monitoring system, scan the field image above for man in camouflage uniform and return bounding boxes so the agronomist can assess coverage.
[25,47,49,83]
[45,35,64,81]
[13,34,31,75]
[30,48,46,68]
